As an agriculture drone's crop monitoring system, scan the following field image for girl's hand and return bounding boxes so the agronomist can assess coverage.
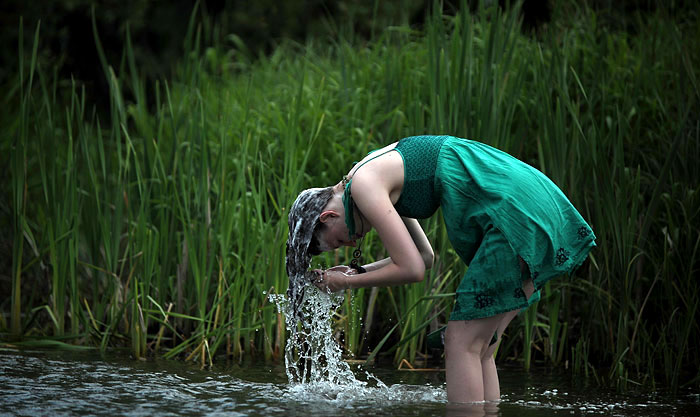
[311,268,354,293]
[327,265,357,275]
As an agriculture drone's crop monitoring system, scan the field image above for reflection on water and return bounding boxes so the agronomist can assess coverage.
[1,348,698,416]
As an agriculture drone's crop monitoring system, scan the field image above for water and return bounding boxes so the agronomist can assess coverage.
[283,186,374,390]
[270,288,354,385]
[283,186,365,388]
[1,348,698,416]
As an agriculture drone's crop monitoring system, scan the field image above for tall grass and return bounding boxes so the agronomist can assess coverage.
[2,1,698,391]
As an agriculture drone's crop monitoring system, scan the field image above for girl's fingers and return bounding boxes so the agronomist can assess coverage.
[328,265,354,274]
[309,269,352,292]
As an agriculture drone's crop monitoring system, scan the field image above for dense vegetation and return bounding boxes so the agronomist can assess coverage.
[1,1,698,392]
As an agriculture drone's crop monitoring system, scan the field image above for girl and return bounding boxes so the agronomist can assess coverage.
[285,135,595,403]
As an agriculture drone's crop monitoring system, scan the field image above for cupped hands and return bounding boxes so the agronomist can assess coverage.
[311,265,356,293]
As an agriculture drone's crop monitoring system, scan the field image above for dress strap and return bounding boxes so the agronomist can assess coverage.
[342,148,395,238]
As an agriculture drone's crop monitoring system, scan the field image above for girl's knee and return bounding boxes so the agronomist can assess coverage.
[445,324,483,356]
[445,318,501,357]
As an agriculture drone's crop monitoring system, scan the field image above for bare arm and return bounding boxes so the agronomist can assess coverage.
[317,175,427,292]
[362,217,433,272]
[402,217,434,269]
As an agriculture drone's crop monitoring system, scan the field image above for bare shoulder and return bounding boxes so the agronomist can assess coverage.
[348,142,404,203]
[346,142,398,176]
[350,159,425,277]
[351,174,403,237]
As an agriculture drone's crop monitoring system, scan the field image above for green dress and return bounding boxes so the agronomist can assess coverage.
[345,135,596,320]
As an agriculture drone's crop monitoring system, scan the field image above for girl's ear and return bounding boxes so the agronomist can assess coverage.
[319,210,339,223]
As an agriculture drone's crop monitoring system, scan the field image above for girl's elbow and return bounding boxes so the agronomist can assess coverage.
[408,262,426,283]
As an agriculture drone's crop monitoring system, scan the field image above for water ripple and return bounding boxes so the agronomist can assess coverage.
[2,350,698,417]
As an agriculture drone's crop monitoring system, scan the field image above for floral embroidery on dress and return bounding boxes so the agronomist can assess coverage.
[513,287,525,299]
[577,226,591,240]
[474,293,495,309]
[555,247,570,266]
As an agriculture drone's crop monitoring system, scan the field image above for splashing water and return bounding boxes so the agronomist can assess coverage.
[280,186,427,404]
[283,186,363,385]
[269,288,371,385]
[266,286,443,408]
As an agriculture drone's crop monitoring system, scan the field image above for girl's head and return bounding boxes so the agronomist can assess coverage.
[285,186,335,318]
[285,184,364,317]
[308,184,355,255]
[286,186,335,265]
[287,183,358,259]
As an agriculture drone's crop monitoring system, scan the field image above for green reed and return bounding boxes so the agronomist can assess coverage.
[2,1,698,391]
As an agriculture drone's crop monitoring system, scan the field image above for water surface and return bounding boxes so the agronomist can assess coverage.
[1,349,697,416]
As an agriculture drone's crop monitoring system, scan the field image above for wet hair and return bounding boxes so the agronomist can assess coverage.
[308,222,327,256]
[285,186,334,318]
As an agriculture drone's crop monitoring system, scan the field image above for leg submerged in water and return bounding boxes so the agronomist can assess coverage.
[445,279,536,403]
[444,315,501,403]
[480,309,518,401]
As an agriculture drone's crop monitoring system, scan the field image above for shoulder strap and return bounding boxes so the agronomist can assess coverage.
[342,148,395,238]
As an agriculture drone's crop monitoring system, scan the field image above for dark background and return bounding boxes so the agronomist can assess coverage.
[2,0,692,107]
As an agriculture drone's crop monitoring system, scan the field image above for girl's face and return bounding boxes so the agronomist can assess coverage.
[315,182,369,252]
[317,209,357,252]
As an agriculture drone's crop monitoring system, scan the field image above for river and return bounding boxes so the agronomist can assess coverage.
[0,348,697,416]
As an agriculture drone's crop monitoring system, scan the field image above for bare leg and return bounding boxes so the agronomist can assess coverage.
[446,278,536,403]
[480,310,516,401]
[481,278,536,401]
[480,353,499,401]
[445,315,501,403]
